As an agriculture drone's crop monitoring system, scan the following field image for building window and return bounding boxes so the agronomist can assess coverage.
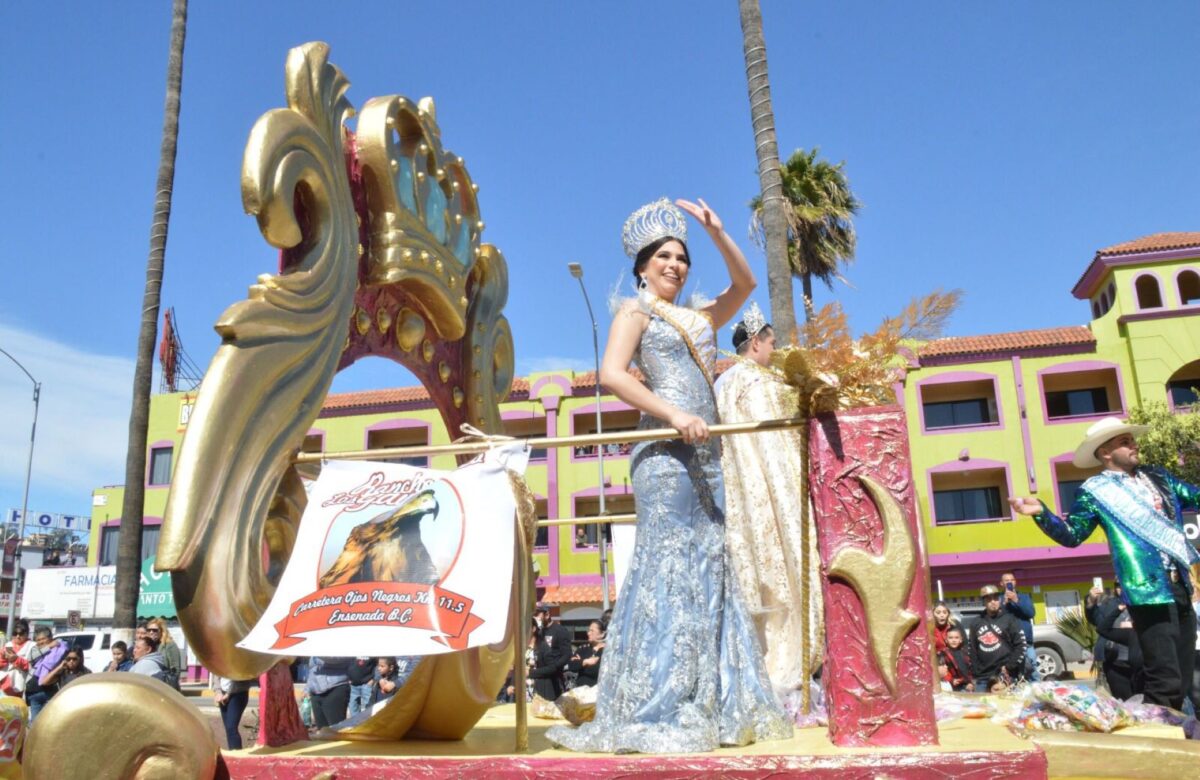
[933,487,1002,523]
[301,434,324,454]
[100,527,118,566]
[1041,366,1122,421]
[1179,270,1200,306]
[1169,381,1200,409]
[533,499,549,549]
[1052,460,1100,513]
[924,398,993,429]
[366,425,429,468]
[502,415,548,461]
[919,377,999,431]
[1046,388,1109,418]
[1135,274,1164,309]
[148,446,173,486]
[573,493,635,546]
[930,467,1009,525]
[572,408,639,459]
[1056,479,1086,510]
[1167,360,1200,410]
[98,525,161,566]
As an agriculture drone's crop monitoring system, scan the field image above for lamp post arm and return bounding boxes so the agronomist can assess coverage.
[574,279,606,514]
[0,348,37,388]
[573,275,611,611]
[0,347,40,636]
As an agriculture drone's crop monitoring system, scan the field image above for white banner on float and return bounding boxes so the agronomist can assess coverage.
[611,524,636,596]
[239,444,528,657]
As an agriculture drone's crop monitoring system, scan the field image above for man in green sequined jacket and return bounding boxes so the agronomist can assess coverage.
[1010,417,1200,708]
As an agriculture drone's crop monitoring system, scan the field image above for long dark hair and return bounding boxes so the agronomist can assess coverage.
[633,236,690,281]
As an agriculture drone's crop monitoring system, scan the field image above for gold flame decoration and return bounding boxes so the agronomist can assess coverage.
[154,42,522,741]
[826,476,919,695]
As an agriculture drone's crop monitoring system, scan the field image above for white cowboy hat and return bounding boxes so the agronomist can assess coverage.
[1072,416,1149,468]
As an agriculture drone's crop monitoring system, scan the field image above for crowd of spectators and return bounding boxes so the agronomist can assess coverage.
[1086,582,1141,700]
[39,548,79,567]
[0,621,84,724]
[300,655,417,730]
[498,603,609,703]
[936,569,1200,713]
[572,443,634,458]
[934,573,1036,694]
[0,616,192,728]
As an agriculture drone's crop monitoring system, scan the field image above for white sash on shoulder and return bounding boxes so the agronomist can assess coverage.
[1086,472,1200,569]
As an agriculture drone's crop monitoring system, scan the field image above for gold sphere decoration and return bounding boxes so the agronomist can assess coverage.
[396,308,425,352]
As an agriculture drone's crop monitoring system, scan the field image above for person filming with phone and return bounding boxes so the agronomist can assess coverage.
[999,572,1038,680]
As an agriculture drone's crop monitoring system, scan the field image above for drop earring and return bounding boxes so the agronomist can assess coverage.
[638,275,648,291]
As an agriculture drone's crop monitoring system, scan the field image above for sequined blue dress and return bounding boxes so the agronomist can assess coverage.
[548,299,791,754]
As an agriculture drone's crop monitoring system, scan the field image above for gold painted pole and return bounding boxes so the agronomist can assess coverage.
[537,514,637,527]
[512,521,529,753]
[294,416,809,463]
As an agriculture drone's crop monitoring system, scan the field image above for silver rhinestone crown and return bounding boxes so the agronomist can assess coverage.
[621,198,687,259]
[733,301,768,336]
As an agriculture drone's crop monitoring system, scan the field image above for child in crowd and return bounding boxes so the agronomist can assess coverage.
[373,657,402,705]
[937,626,974,692]
[105,641,134,672]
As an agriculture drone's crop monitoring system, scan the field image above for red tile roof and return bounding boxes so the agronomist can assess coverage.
[919,326,1095,360]
[323,358,727,412]
[322,378,530,412]
[571,358,736,390]
[539,584,617,605]
[1074,231,1200,298]
[1097,232,1200,258]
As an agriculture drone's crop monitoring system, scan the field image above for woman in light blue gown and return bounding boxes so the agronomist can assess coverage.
[547,198,791,753]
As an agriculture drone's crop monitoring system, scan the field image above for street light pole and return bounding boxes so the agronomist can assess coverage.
[0,348,40,637]
[567,263,610,613]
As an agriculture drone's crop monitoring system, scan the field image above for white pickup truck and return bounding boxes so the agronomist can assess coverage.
[52,630,113,672]
[54,627,188,673]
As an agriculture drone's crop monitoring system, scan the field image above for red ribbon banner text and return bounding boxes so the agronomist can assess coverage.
[271,581,484,651]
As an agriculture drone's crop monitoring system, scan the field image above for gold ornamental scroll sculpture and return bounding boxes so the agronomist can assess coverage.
[156,42,522,742]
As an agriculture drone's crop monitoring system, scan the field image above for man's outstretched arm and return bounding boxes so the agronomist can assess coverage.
[1009,494,1101,548]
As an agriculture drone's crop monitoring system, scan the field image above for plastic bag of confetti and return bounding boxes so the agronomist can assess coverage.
[934,692,992,722]
[1125,700,1185,726]
[530,693,565,720]
[555,685,596,725]
[1012,703,1085,732]
[1123,700,1200,739]
[1029,682,1132,732]
[781,683,828,728]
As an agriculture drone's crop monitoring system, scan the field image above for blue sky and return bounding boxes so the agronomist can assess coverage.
[2,1,1198,518]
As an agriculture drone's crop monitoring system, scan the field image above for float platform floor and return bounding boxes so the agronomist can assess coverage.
[220,703,1056,779]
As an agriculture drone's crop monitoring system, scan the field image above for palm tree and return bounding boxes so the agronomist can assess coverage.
[115,0,188,643]
[738,0,797,342]
[751,148,861,322]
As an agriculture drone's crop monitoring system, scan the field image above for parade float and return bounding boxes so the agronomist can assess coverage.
[19,42,1200,780]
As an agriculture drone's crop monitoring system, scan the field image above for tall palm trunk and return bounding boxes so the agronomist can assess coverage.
[738,0,797,340]
[115,0,188,642]
[801,270,816,323]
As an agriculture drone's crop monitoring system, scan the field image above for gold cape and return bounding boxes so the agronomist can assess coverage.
[717,359,824,694]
